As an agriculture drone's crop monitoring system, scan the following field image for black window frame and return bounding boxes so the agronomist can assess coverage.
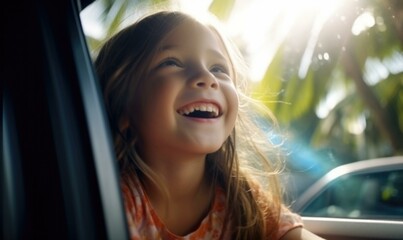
[3,0,129,239]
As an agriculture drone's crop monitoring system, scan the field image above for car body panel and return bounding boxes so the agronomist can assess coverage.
[292,156,403,213]
[303,217,403,240]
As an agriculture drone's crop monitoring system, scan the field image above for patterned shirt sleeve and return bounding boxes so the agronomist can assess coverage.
[276,205,303,239]
[249,179,303,239]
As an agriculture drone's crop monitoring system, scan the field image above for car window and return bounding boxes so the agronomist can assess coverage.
[301,170,403,220]
[4,1,402,239]
[80,0,403,230]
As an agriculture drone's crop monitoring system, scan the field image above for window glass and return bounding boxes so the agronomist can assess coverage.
[301,170,403,220]
[80,0,403,222]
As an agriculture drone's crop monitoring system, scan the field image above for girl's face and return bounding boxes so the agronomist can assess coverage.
[133,20,238,159]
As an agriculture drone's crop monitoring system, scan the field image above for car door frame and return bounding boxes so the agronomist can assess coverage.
[3,0,129,239]
[303,217,403,240]
[3,0,403,240]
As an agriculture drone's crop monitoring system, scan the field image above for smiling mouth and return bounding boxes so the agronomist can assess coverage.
[177,103,221,119]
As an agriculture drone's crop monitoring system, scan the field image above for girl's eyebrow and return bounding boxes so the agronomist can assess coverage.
[207,49,228,63]
[158,44,228,63]
[159,44,179,51]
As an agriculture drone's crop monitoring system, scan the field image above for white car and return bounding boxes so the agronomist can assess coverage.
[291,156,403,239]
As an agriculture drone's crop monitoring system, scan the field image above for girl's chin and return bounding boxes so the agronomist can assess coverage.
[197,145,225,156]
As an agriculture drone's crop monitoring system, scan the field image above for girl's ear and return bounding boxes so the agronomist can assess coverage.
[118,116,135,143]
[118,116,130,133]
[118,117,130,138]
[119,111,140,141]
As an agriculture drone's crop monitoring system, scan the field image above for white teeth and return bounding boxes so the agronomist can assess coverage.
[178,103,219,117]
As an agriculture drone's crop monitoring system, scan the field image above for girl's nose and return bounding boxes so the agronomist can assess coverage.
[191,69,219,89]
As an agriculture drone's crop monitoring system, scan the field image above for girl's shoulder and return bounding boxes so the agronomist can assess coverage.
[121,172,142,198]
[277,205,303,239]
[120,173,166,239]
[247,179,303,239]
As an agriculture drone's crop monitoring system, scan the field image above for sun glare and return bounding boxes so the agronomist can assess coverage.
[352,11,375,35]
[221,0,344,82]
[175,0,344,81]
[80,1,106,39]
[83,0,346,82]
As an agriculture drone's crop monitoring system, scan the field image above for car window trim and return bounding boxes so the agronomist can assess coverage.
[303,217,403,239]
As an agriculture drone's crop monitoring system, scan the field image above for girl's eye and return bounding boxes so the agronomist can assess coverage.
[210,65,229,75]
[157,58,183,69]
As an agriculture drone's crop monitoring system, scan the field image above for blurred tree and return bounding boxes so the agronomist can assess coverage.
[253,0,403,163]
[84,0,171,53]
[81,0,403,163]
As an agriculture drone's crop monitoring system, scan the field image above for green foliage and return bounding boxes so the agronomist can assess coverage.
[105,0,129,37]
[291,70,315,120]
[252,0,403,161]
[253,47,285,115]
[81,0,403,162]
[208,0,235,21]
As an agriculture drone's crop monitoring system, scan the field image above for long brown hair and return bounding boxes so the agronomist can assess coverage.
[95,10,283,239]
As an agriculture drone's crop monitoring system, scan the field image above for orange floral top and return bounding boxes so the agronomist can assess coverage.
[121,175,303,240]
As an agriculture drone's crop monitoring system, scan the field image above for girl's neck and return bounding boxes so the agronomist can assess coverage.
[138,153,214,235]
[140,151,210,202]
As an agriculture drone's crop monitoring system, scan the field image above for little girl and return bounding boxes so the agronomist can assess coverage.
[95,10,324,240]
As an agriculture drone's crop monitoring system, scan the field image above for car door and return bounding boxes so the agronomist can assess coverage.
[3,0,129,239]
[297,158,403,240]
[302,217,403,240]
[4,0,403,240]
